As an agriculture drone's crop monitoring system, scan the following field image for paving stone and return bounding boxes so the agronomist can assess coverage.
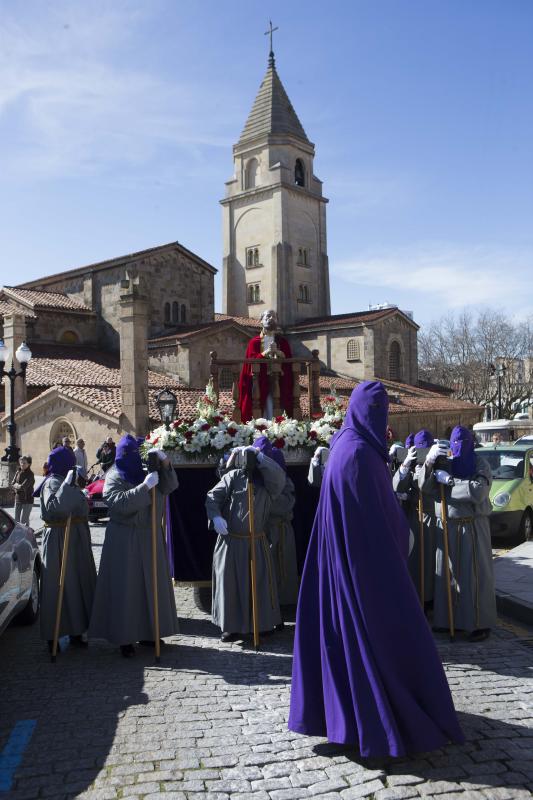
[341,779,387,798]
[374,788,420,800]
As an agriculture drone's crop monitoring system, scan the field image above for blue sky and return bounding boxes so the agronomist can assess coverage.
[1,0,532,327]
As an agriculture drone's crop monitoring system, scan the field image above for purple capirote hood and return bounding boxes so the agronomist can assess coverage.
[332,381,389,462]
[450,425,476,479]
[47,446,76,478]
[254,435,287,473]
[115,434,146,486]
[405,433,415,447]
[414,429,434,448]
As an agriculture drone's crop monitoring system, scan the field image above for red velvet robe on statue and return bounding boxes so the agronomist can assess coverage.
[239,335,294,422]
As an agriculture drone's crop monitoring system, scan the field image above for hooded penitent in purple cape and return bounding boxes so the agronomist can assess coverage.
[414,428,434,449]
[288,381,464,757]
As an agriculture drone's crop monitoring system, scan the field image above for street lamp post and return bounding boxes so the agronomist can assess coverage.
[0,340,32,462]
[156,388,177,431]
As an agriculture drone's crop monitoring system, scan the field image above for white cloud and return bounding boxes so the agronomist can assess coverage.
[0,1,235,180]
[333,242,533,319]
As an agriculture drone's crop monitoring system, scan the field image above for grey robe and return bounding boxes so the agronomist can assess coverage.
[392,466,437,603]
[40,475,97,640]
[89,465,179,645]
[206,454,284,634]
[419,455,496,633]
[266,476,299,605]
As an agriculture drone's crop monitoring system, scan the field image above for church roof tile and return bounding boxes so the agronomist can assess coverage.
[1,287,92,313]
[238,59,310,145]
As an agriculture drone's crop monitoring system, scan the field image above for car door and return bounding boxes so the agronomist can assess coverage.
[0,509,20,632]
[526,450,533,508]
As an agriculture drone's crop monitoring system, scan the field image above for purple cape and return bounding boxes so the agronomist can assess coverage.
[288,381,464,757]
[115,434,145,486]
[450,425,476,479]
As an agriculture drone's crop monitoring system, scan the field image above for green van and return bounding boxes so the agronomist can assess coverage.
[477,444,533,540]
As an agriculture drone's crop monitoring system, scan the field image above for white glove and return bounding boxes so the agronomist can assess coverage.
[147,448,167,462]
[65,469,76,486]
[402,446,417,470]
[143,471,159,490]
[213,516,228,536]
[434,469,454,486]
[414,464,423,479]
[226,446,245,470]
[426,442,448,465]
[389,443,401,457]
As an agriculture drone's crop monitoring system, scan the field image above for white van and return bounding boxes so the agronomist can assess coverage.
[473,418,533,446]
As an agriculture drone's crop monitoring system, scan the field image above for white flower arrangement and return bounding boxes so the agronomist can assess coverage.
[142,382,346,458]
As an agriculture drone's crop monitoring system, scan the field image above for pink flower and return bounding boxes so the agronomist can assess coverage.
[275,415,285,424]
[228,428,237,437]
[274,437,285,448]
[309,430,318,440]
[184,431,193,441]
[201,423,210,431]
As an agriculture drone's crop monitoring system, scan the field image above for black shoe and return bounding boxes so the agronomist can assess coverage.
[69,635,88,649]
[138,639,165,647]
[468,628,491,643]
[221,632,239,643]
[120,644,135,658]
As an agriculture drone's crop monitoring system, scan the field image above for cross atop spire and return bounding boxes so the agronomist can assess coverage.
[264,20,278,66]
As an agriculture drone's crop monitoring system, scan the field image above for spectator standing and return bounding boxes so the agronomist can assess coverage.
[62,436,73,450]
[73,438,88,478]
[11,456,35,525]
[96,437,116,473]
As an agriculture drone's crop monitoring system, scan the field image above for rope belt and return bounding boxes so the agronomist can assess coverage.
[228,531,276,610]
[44,518,87,528]
[450,517,474,524]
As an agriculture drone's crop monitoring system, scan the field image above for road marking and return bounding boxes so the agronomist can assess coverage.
[0,720,36,792]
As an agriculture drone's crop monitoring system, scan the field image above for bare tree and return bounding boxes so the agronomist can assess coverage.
[419,310,533,418]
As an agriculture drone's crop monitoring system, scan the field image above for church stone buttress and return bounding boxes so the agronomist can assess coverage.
[221,53,330,327]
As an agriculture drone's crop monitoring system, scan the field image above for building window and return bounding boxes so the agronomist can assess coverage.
[49,418,76,450]
[172,301,179,323]
[298,284,311,303]
[219,367,234,391]
[58,330,79,344]
[164,302,171,323]
[245,158,259,189]
[180,304,187,323]
[347,338,361,361]
[247,283,261,304]
[297,247,309,266]
[389,340,402,381]
[246,247,260,268]
[295,158,305,187]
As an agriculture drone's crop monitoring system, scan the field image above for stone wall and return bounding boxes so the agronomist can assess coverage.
[389,408,483,442]
[2,397,122,474]
[26,311,98,346]
[372,315,418,385]
[28,249,215,350]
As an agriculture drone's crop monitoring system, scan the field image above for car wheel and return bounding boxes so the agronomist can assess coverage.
[17,567,40,625]
[520,509,533,542]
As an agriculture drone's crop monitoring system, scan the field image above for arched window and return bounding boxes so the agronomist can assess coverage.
[164,302,171,323]
[254,284,260,303]
[172,301,179,323]
[247,249,254,267]
[298,284,304,301]
[295,158,305,187]
[180,304,187,323]
[346,338,361,361]
[247,284,254,304]
[49,418,76,450]
[253,248,260,266]
[245,158,259,189]
[59,330,79,344]
[389,340,402,381]
[302,248,308,265]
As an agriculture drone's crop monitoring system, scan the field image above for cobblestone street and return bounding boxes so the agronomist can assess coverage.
[2,522,533,800]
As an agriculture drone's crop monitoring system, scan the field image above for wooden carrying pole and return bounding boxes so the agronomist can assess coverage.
[417,495,425,607]
[440,484,455,642]
[151,486,161,663]
[51,514,73,663]
[247,480,260,649]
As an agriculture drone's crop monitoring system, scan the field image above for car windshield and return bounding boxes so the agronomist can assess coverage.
[482,450,526,480]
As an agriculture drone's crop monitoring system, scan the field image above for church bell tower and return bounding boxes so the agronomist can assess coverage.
[221,43,330,327]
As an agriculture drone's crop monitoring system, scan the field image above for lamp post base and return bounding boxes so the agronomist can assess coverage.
[0,461,17,507]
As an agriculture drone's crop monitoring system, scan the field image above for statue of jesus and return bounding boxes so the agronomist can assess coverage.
[238,309,294,422]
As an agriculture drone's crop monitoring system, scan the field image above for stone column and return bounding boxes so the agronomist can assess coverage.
[119,272,149,436]
[2,313,28,417]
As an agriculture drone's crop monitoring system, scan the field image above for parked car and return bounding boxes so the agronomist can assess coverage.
[477,444,533,540]
[84,477,108,522]
[0,508,41,636]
